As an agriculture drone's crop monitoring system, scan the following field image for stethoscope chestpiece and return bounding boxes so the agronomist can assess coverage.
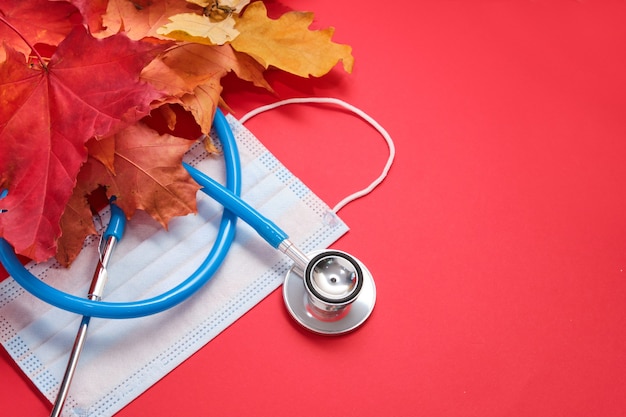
[283,249,376,335]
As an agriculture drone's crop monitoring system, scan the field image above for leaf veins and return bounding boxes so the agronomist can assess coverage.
[0,27,168,261]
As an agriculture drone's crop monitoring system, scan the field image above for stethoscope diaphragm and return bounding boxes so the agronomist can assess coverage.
[283,249,376,335]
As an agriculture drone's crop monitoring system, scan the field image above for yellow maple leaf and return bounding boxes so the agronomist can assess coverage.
[231,2,354,78]
[157,11,239,45]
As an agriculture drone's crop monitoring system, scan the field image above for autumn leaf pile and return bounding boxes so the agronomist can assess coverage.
[0,0,354,266]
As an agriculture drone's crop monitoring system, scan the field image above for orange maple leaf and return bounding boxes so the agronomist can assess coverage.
[57,122,200,265]
[142,42,272,134]
[96,0,200,39]
[84,123,199,228]
[56,179,98,267]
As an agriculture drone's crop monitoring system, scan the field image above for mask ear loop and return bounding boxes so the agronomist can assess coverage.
[238,97,396,213]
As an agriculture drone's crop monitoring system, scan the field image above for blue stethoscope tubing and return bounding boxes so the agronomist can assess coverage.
[0,109,289,319]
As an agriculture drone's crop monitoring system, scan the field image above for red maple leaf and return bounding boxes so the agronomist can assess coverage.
[0,0,80,60]
[0,26,168,261]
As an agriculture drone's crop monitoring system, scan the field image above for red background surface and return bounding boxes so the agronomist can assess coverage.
[2,1,626,416]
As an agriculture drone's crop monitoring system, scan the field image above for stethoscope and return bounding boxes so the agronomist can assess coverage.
[1,103,390,416]
[0,108,377,334]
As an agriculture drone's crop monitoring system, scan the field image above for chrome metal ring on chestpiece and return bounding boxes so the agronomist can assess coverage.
[283,249,376,335]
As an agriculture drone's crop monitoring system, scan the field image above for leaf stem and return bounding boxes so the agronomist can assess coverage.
[0,14,46,68]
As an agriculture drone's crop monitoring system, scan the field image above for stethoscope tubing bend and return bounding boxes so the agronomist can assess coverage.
[0,109,248,319]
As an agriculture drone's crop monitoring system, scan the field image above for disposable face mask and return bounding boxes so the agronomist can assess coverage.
[0,114,349,417]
